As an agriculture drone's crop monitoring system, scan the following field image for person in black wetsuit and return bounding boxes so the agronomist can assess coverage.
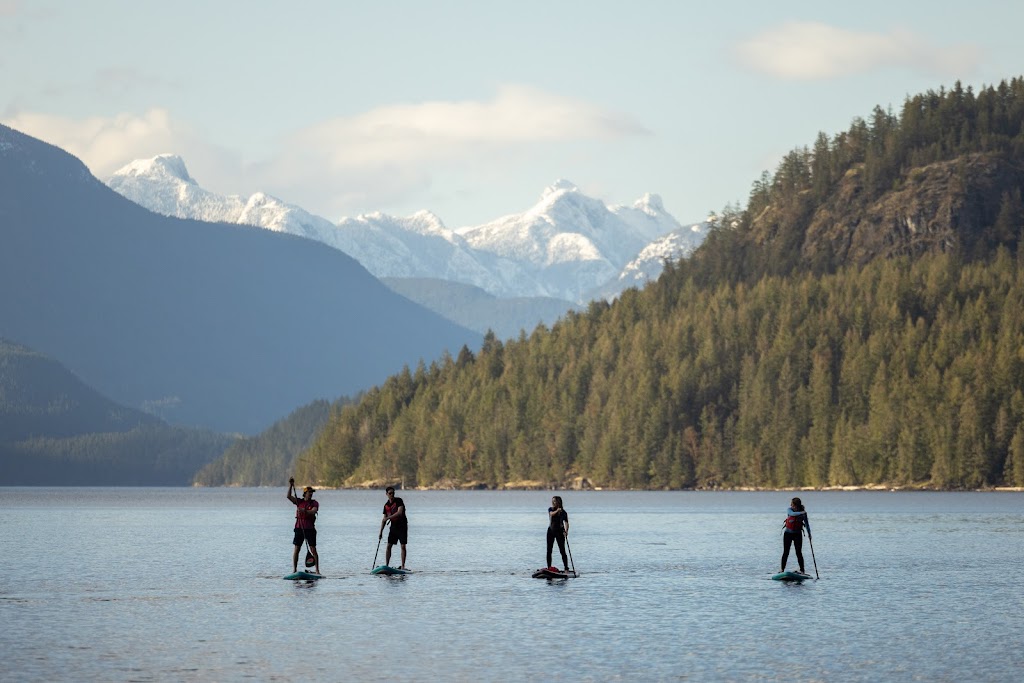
[546,495,570,572]
[780,496,811,574]
[379,486,408,569]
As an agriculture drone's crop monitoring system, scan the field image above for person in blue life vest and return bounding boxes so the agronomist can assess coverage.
[287,478,319,574]
[546,496,570,572]
[780,496,810,574]
[379,486,407,569]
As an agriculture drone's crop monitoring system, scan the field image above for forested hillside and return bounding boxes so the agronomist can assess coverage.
[0,339,233,484]
[689,78,1024,285]
[0,338,162,439]
[0,123,479,434]
[193,399,338,486]
[291,77,1024,491]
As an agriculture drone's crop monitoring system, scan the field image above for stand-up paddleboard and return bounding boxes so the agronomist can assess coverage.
[533,566,574,579]
[371,565,411,575]
[284,570,322,580]
[772,570,812,582]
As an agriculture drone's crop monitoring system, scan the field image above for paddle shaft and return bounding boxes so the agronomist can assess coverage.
[372,521,387,569]
[806,530,819,579]
[564,533,577,577]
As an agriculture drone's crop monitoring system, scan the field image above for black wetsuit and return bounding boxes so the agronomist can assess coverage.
[781,508,810,572]
[546,507,569,569]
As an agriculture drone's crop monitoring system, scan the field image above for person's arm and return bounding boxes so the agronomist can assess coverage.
[379,513,388,538]
[287,478,298,504]
[383,505,404,524]
[391,504,405,522]
[804,514,811,538]
[563,513,569,537]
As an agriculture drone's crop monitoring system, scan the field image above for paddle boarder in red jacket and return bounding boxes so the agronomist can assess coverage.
[379,486,408,569]
[287,478,320,574]
[780,496,810,574]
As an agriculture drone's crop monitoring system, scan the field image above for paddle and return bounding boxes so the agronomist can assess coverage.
[372,522,387,569]
[807,531,820,579]
[564,533,577,577]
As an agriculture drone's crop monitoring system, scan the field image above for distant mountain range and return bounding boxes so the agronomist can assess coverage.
[0,338,233,484]
[107,156,708,306]
[0,124,480,434]
[0,337,161,440]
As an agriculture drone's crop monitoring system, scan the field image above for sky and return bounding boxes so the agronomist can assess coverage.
[2,1,1022,228]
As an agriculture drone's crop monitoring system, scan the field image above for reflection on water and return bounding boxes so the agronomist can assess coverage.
[1,488,1022,681]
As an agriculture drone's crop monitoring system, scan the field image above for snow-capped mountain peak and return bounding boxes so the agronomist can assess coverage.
[115,154,194,184]
[540,178,579,199]
[634,192,665,215]
[617,221,709,286]
[105,158,706,304]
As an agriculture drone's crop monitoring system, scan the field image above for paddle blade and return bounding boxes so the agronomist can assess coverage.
[305,551,315,568]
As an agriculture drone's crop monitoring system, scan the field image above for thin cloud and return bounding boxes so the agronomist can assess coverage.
[4,108,185,176]
[3,86,651,219]
[288,84,650,167]
[735,21,981,80]
[267,85,651,216]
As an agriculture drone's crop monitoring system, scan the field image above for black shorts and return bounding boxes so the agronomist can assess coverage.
[293,528,317,547]
[387,525,408,545]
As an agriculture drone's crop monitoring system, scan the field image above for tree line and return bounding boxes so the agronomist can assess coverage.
[193,400,333,486]
[294,249,1024,490]
[3,425,233,485]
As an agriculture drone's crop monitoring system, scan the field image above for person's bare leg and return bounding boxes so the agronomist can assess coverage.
[292,545,299,572]
[400,543,406,569]
[385,542,393,567]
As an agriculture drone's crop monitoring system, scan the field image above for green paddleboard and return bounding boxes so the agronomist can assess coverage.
[371,565,411,575]
[284,571,322,580]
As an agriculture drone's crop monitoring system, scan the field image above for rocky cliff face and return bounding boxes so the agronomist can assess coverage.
[751,153,1024,272]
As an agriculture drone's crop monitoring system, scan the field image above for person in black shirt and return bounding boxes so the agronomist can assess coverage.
[287,478,319,574]
[379,486,408,569]
[546,495,569,572]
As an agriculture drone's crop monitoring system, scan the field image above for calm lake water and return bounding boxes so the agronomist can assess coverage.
[1,488,1022,682]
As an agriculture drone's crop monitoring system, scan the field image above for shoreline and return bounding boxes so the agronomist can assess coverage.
[285,479,1024,493]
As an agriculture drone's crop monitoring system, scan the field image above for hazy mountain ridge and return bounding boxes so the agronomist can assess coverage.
[0,337,162,440]
[107,158,707,303]
[0,338,233,485]
[381,277,579,339]
[192,399,335,487]
[0,124,480,434]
